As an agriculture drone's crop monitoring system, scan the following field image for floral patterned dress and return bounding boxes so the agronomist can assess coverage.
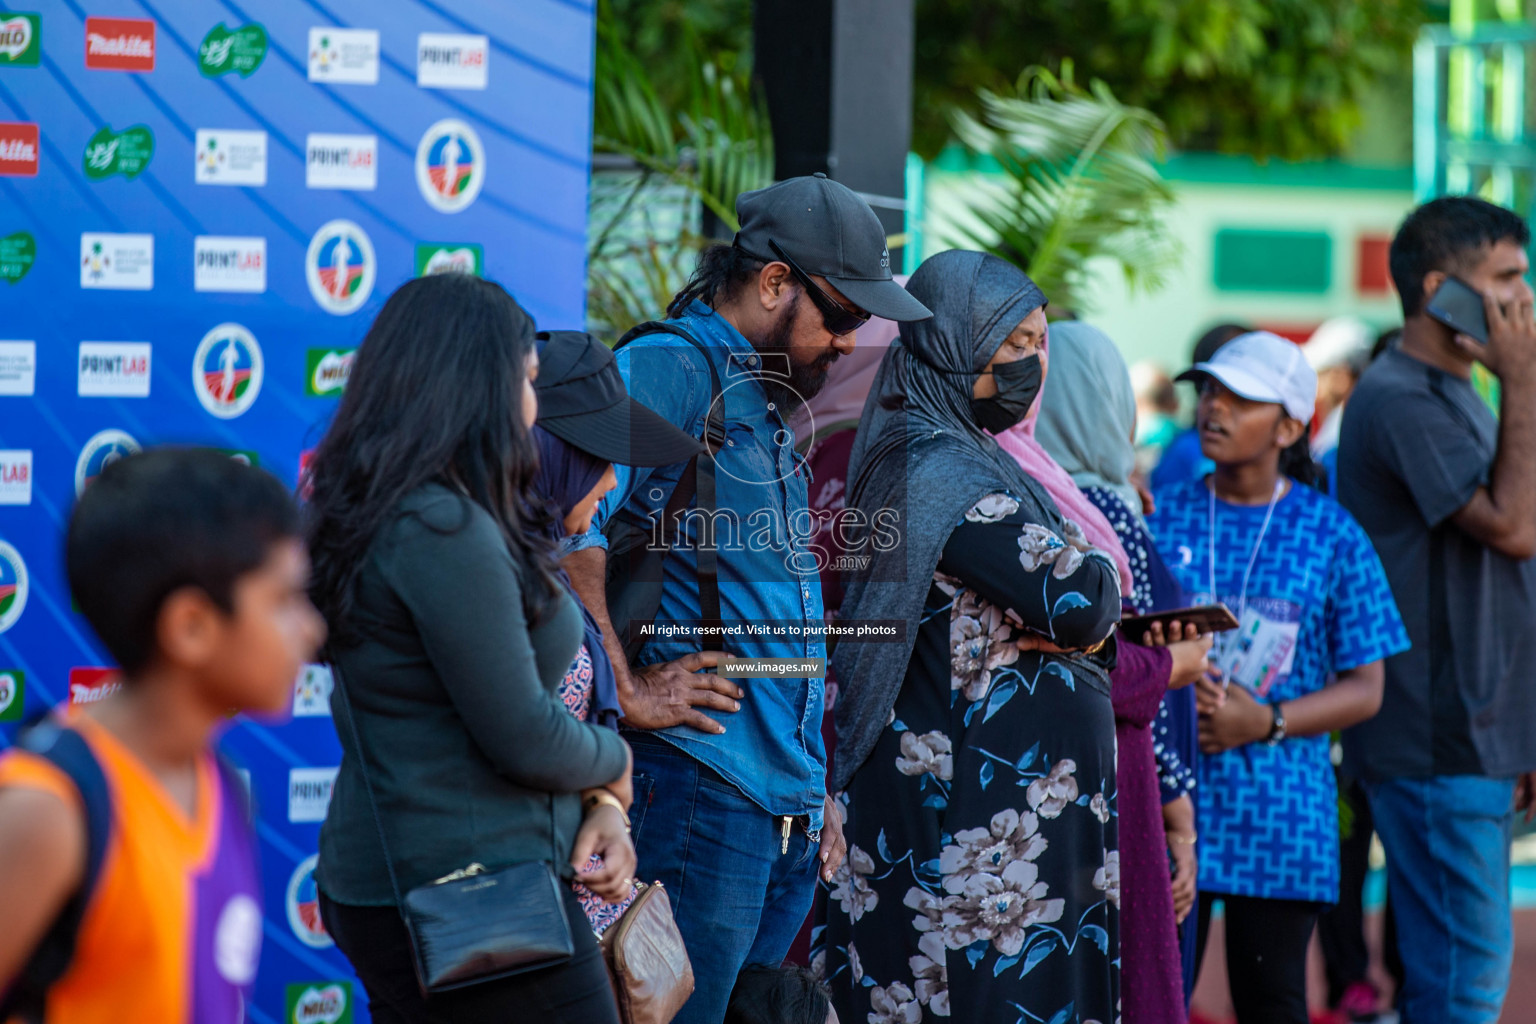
[817,494,1124,1024]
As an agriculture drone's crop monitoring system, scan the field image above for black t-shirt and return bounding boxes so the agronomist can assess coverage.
[1338,348,1536,780]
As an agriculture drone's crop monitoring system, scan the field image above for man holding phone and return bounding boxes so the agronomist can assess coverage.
[1338,196,1536,1024]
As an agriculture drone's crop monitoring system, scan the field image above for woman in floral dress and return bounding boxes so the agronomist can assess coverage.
[820,251,1125,1024]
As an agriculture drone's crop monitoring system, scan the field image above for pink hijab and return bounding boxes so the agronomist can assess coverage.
[991,328,1134,596]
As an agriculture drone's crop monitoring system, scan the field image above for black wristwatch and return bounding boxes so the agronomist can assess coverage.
[1265,702,1287,746]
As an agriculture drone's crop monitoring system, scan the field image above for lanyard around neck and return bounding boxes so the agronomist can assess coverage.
[1208,478,1285,621]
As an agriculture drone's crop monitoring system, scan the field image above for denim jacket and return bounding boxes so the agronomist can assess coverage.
[569,302,826,829]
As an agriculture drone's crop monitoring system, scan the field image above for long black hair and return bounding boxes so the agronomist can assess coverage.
[306,273,560,643]
[666,243,765,319]
[1281,434,1328,492]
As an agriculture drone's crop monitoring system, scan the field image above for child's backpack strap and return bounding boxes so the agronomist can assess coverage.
[0,720,114,1024]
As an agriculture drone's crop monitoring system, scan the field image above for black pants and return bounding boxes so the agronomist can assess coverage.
[319,887,620,1024]
[1196,894,1322,1024]
[1317,775,1404,1008]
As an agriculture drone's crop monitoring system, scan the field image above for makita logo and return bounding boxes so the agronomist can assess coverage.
[0,124,39,176]
[84,18,155,71]
[197,248,262,271]
[0,139,34,162]
[88,33,151,57]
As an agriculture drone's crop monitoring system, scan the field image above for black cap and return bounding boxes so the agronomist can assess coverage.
[734,173,933,322]
[534,331,703,467]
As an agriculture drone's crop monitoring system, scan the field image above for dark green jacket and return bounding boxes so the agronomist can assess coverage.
[317,483,628,906]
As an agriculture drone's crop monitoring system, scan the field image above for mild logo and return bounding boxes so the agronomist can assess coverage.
[0,541,28,634]
[305,348,354,397]
[285,981,353,1024]
[198,21,266,78]
[415,119,484,213]
[0,121,38,176]
[305,219,375,315]
[193,323,263,419]
[83,124,154,181]
[0,669,23,722]
[0,13,40,67]
[0,231,34,284]
[415,242,482,277]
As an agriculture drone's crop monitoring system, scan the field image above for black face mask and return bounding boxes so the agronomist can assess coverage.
[970,353,1043,433]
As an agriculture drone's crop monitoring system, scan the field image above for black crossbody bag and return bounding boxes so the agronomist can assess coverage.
[333,663,574,993]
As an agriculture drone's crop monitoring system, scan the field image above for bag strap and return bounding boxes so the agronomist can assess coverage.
[329,664,407,911]
[0,720,114,1024]
[613,321,726,652]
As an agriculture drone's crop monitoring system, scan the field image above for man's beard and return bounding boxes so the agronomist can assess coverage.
[755,293,840,412]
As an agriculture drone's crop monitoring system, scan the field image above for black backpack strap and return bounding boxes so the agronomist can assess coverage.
[612,321,726,652]
[0,720,113,1024]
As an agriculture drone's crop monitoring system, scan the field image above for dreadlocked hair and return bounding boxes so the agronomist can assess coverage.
[666,244,767,319]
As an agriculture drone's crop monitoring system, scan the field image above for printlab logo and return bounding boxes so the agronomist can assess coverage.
[69,667,120,705]
[75,428,140,496]
[288,767,338,823]
[82,123,154,181]
[415,242,482,277]
[415,119,483,213]
[0,121,38,176]
[305,348,354,397]
[0,669,23,722]
[0,541,25,634]
[0,449,31,505]
[1,230,34,283]
[78,341,150,397]
[193,323,263,419]
[286,981,353,1024]
[305,219,375,315]
[307,27,377,84]
[305,133,376,191]
[85,16,154,71]
[194,235,265,293]
[0,341,35,396]
[0,12,39,67]
[80,232,153,290]
[416,33,487,90]
[286,854,332,948]
[198,21,266,78]
[195,129,267,186]
[292,664,333,717]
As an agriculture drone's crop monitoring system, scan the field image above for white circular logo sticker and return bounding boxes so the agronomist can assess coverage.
[0,672,18,717]
[74,428,142,497]
[285,853,333,948]
[415,118,484,213]
[0,541,28,635]
[214,893,262,984]
[305,219,376,315]
[193,323,263,419]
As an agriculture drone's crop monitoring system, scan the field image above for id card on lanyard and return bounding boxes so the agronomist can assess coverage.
[1211,597,1301,697]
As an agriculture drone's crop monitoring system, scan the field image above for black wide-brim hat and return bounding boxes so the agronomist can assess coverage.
[534,330,703,467]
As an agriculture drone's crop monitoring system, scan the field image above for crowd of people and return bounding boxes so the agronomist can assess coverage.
[0,176,1533,1024]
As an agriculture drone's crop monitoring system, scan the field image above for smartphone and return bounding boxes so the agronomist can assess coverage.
[1425,276,1489,346]
[1119,603,1240,644]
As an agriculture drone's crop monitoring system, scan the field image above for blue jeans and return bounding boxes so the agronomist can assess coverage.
[1366,775,1516,1024]
[628,735,821,1024]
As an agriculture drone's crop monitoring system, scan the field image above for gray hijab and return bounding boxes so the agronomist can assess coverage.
[831,250,1105,791]
[1034,321,1142,519]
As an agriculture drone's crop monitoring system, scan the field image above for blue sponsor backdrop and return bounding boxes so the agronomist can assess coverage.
[0,1,593,1020]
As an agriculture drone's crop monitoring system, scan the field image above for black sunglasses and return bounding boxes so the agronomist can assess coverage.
[768,239,870,337]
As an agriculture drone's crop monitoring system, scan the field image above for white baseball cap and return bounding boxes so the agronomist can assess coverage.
[1176,330,1317,422]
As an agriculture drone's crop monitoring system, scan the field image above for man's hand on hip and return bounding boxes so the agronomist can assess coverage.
[621,650,741,734]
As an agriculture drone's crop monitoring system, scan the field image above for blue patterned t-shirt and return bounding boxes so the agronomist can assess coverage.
[1148,479,1408,903]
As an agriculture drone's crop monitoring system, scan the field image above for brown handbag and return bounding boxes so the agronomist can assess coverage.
[600,881,694,1024]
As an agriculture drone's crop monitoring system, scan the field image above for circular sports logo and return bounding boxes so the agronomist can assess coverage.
[0,541,28,635]
[193,323,263,419]
[75,428,141,497]
[415,118,484,213]
[305,219,376,315]
[285,853,332,948]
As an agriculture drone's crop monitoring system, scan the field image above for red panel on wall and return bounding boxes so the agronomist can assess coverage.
[1357,235,1392,295]
[1256,324,1319,345]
